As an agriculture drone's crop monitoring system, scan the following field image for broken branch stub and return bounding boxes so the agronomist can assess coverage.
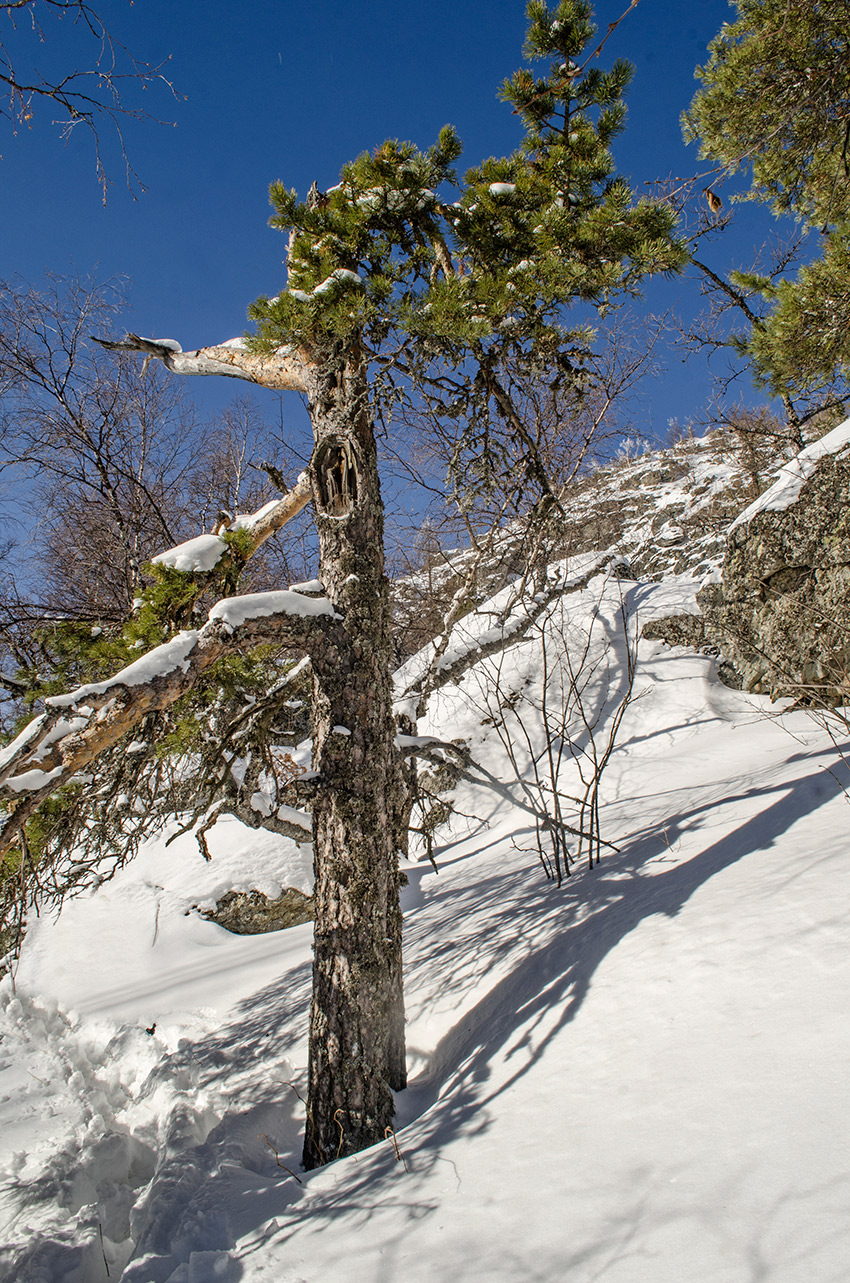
[94,334,314,393]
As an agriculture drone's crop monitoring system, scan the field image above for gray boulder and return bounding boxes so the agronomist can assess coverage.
[698,421,850,702]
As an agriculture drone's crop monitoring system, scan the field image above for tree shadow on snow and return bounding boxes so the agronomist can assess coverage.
[231,743,848,1281]
[181,745,849,1280]
[401,749,848,1146]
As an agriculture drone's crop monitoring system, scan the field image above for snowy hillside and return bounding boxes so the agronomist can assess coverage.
[393,427,776,656]
[1,538,848,1277]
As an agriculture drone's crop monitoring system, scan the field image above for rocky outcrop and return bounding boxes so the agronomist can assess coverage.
[698,422,850,702]
[641,613,707,650]
[393,430,766,662]
[200,887,314,934]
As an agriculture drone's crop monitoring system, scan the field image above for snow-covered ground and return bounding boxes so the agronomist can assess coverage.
[1,573,848,1282]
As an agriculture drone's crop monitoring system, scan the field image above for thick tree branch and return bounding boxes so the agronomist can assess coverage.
[691,257,762,326]
[94,333,314,393]
[151,471,314,576]
[0,589,342,857]
[240,471,314,547]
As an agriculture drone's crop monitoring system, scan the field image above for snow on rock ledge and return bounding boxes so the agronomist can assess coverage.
[731,417,850,529]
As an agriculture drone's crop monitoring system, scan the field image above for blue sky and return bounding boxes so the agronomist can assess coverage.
[1,0,776,443]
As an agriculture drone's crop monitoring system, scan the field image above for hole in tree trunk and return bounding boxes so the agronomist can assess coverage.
[315,438,360,516]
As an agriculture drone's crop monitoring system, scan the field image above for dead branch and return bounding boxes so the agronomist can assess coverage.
[239,472,313,549]
[150,471,313,576]
[94,334,314,393]
[398,548,615,718]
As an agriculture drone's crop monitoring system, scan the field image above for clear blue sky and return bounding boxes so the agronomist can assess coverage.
[1,0,775,441]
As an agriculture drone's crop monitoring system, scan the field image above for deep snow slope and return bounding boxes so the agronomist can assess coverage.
[0,572,848,1283]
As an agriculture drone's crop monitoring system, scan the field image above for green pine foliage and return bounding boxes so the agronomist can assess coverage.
[248,0,685,519]
[684,0,850,228]
[11,524,257,719]
[134,527,254,634]
[3,3,685,931]
[685,0,850,395]
[15,621,137,710]
[250,1,685,362]
[251,128,464,347]
[747,231,850,394]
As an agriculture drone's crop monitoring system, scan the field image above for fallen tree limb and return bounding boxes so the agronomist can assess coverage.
[396,548,617,718]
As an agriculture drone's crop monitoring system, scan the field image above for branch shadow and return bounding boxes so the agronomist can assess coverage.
[402,753,847,1148]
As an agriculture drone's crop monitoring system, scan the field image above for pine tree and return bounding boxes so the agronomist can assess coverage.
[0,0,684,1169]
[684,0,850,396]
[251,0,683,1169]
[252,0,683,457]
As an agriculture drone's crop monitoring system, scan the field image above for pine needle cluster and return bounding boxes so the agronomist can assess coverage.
[250,0,685,363]
[686,0,850,395]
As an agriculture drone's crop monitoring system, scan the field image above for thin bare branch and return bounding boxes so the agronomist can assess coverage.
[1,0,180,198]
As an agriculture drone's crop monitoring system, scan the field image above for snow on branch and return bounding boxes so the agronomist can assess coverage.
[151,472,313,574]
[0,590,342,858]
[208,590,340,628]
[94,333,314,393]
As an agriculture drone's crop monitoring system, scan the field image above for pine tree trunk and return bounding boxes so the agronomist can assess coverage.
[302,339,406,1170]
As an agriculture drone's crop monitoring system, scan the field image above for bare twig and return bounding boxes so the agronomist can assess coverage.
[0,0,180,199]
[259,1133,303,1184]
[384,1125,409,1172]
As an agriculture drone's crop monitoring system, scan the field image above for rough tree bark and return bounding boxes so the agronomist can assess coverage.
[300,338,406,1166]
[70,330,406,1167]
[2,322,411,1168]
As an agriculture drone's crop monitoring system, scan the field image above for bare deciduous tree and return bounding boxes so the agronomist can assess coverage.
[0,274,197,617]
[1,0,177,197]
[462,572,636,883]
